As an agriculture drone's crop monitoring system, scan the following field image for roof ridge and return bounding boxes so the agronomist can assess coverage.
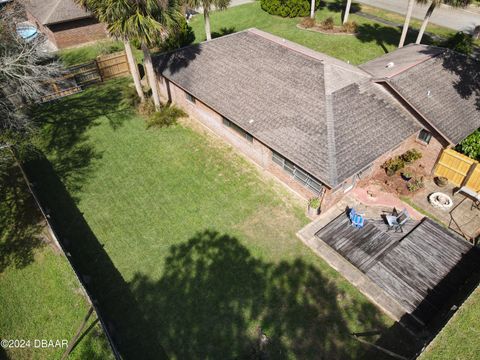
[43,0,63,24]
[325,90,338,186]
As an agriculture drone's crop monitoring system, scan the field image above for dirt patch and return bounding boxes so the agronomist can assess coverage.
[297,24,358,36]
[359,165,430,197]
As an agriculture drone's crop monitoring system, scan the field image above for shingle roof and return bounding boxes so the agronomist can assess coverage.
[154,29,420,187]
[361,45,480,145]
[22,0,91,25]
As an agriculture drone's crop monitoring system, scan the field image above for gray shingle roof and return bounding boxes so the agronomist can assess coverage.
[361,45,480,145]
[22,0,91,25]
[154,29,420,187]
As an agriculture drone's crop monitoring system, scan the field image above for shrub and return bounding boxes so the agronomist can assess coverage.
[441,32,474,56]
[300,17,315,28]
[137,99,156,117]
[456,129,480,161]
[308,197,320,209]
[382,157,405,176]
[342,21,358,33]
[320,17,335,30]
[401,149,422,164]
[261,0,321,18]
[157,17,195,52]
[146,105,187,129]
[407,177,424,192]
[121,85,143,109]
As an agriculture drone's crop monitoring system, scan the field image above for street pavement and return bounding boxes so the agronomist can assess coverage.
[356,0,480,32]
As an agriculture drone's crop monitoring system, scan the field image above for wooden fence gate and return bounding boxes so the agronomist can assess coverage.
[434,149,480,191]
[42,51,130,102]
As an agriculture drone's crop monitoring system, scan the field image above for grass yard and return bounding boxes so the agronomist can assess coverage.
[23,78,418,359]
[419,286,480,360]
[189,2,431,64]
[0,155,113,360]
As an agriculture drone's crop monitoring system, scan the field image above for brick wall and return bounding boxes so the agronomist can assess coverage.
[26,11,108,49]
[48,18,108,49]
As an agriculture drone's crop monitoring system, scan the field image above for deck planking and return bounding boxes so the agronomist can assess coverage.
[316,214,480,324]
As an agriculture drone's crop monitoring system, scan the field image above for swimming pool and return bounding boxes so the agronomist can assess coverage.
[16,24,38,40]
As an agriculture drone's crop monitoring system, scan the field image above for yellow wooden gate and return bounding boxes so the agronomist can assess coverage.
[96,51,130,80]
[434,149,480,191]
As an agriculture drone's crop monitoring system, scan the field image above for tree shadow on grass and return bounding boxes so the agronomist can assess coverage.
[29,79,134,200]
[211,26,236,39]
[356,23,417,53]
[326,0,361,15]
[0,153,43,273]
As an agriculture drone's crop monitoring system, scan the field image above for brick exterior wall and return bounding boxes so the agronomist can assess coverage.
[26,11,107,49]
[157,76,445,212]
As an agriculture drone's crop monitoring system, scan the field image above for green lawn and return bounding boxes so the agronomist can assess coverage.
[22,78,418,359]
[0,156,113,360]
[419,286,480,360]
[189,2,426,65]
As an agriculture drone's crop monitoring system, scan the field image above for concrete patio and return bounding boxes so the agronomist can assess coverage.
[410,179,480,241]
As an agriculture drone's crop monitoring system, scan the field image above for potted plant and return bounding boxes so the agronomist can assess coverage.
[308,197,321,217]
[434,176,449,187]
[401,171,413,181]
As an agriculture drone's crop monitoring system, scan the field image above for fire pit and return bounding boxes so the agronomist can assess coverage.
[428,192,453,210]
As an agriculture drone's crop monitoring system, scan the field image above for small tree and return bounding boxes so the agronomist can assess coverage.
[186,0,231,41]
[75,0,145,103]
[456,129,480,161]
[108,0,183,110]
[0,3,62,162]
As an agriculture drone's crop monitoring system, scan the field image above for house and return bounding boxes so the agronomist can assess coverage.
[21,0,108,49]
[153,29,480,211]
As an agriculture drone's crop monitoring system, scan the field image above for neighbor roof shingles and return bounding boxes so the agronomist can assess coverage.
[22,0,91,25]
[154,29,420,187]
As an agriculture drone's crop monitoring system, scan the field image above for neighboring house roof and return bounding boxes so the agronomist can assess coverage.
[361,45,480,145]
[154,29,420,187]
[22,0,91,25]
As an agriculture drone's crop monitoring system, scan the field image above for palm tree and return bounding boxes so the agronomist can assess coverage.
[75,0,145,102]
[108,0,182,109]
[415,0,471,44]
[399,0,415,48]
[187,0,230,41]
[310,0,315,19]
[343,0,352,24]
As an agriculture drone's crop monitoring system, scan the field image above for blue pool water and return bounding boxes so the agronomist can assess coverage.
[16,25,38,40]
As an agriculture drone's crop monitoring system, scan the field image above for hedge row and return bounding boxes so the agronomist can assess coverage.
[261,0,320,18]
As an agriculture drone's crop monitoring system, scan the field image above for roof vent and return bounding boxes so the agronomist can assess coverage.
[249,119,254,124]
[386,62,395,68]
[427,90,432,97]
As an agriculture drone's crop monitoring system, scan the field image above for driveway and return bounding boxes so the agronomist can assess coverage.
[356,0,480,32]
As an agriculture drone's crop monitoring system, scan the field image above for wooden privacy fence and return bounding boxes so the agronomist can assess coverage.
[42,51,130,102]
[434,148,480,191]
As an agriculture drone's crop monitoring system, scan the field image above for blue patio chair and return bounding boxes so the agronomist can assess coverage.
[386,208,410,233]
[349,208,365,229]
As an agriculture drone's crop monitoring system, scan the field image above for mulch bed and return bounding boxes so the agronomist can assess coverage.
[297,24,358,36]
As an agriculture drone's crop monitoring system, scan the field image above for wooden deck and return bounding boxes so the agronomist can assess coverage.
[316,214,479,324]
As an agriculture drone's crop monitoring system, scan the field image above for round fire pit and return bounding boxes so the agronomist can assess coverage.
[428,192,453,210]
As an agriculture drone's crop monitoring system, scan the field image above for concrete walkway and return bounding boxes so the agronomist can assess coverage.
[356,0,480,32]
